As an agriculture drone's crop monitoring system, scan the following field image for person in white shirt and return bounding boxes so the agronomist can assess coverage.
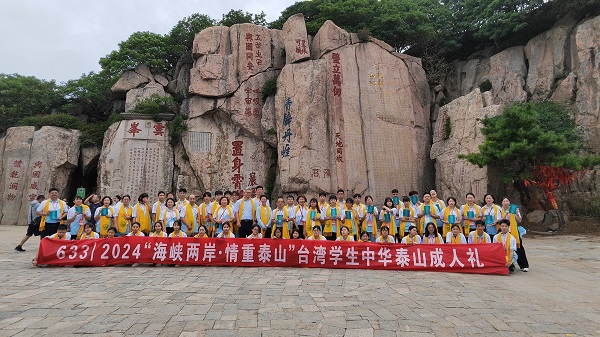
[493,219,518,272]
[376,226,395,243]
[168,220,188,238]
[468,220,492,244]
[401,225,422,244]
[37,187,69,238]
[247,225,263,239]
[446,224,467,244]
[127,222,145,236]
[307,226,326,240]
[151,191,166,223]
[422,222,444,244]
[217,223,235,238]
[335,226,355,241]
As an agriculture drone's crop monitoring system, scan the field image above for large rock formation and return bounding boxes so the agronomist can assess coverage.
[98,119,173,200]
[430,89,501,203]
[0,126,80,226]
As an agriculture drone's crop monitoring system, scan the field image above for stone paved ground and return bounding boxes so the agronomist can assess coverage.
[1,226,599,337]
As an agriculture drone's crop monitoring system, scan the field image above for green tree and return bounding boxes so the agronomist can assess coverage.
[167,13,216,65]
[0,74,64,134]
[99,31,172,79]
[219,9,267,27]
[60,71,114,122]
[460,102,599,176]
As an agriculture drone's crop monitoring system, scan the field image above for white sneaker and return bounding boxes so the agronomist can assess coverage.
[521,268,529,272]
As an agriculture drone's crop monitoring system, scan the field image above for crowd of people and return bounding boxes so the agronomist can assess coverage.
[14,186,529,272]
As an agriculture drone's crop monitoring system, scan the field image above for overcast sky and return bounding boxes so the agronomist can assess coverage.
[0,0,296,83]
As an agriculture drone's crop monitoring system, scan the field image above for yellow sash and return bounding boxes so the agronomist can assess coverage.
[80,231,97,240]
[324,206,342,236]
[462,204,482,234]
[39,199,66,231]
[154,201,163,222]
[403,235,418,245]
[380,209,397,236]
[305,208,321,237]
[273,208,290,239]
[200,202,211,226]
[151,231,166,237]
[474,232,487,244]
[423,234,441,244]
[194,233,208,238]
[343,206,358,236]
[170,231,185,237]
[162,208,180,227]
[116,205,133,235]
[442,206,459,237]
[216,206,234,223]
[418,201,438,234]
[283,205,295,231]
[450,234,462,244]
[183,204,198,232]
[239,198,256,221]
[50,233,69,240]
[496,233,513,262]
[501,208,521,247]
[399,206,415,235]
[74,204,90,238]
[98,206,113,237]
[135,203,151,233]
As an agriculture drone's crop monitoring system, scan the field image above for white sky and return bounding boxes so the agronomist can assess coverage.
[0,0,296,83]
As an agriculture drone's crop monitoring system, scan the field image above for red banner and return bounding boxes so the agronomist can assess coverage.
[36,237,508,275]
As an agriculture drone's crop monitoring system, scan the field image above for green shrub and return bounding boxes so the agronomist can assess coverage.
[80,114,123,147]
[479,79,492,92]
[444,116,452,140]
[16,114,81,129]
[357,28,370,42]
[167,115,188,146]
[261,77,278,102]
[129,94,178,116]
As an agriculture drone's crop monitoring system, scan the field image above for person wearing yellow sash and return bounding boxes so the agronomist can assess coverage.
[376,225,395,243]
[49,224,71,240]
[336,189,347,209]
[256,195,272,237]
[294,195,308,239]
[194,225,208,238]
[254,186,270,207]
[197,192,213,236]
[272,227,286,239]
[398,196,417,238]
[493,219,517,272]
[37,187,68,238]
[460,193,482,235]
[248,224,263,239]
[500,197,529,272]
[446,224,467,244]
[176,188,189,213]
[468,220,491,244]
[481,194,502,236]
[422,222,444,244]
[215,196,235,236]
[151,191,166,223]
[353,194,367,235]
[307,225,326,240]
[113,195,133,235]
[335,226,354,241]
[379,198,397,238]
[440,197,462,237]
[94,196,114,237]
[362,196,378,241]
[272,197,290,239]
[284,195,297,236]
[341,198,358,239]
[217,222,236,238]
[79,223,100,239]
[291,228,301,239]
[305,198,321,238]
[66,196,91,239]
[323,195,342,240]
[401,225,422,244]
[150,221,167,237]
[416,192,440,235]
[235,189,257,238]
[132,193,151,235]
[318,192,329,214]
[160,198,180,235]
[430,190,446,232]
[127,222,145,236]
[168,220,187,237]
[181,194,200,236]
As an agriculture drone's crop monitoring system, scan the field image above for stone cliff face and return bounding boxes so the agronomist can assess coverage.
[435,15,600,212]
[0,14,598,225]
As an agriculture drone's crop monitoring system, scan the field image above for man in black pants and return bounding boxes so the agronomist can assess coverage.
[14,195,45,252]
[235,189,257,238]
[37,188,68,238]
